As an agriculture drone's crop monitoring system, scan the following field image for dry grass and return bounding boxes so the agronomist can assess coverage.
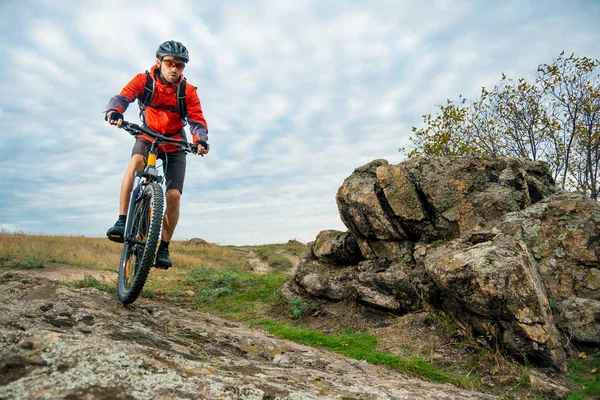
[0,233,257,297]
[0,232,121,270]
[0,233,251,271]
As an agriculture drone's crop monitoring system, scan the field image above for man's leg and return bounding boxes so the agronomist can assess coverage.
[155,150,186,269]
[107,154,146,242]
[161,189,181,242]
[154,189,180,269]
[119,154,146,215]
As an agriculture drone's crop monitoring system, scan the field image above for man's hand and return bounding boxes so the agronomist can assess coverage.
[106,111,124,128]
[197,142,209,156]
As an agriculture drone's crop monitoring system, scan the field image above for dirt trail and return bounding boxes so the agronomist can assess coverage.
[232,248,302,274]
[10,264,117,283]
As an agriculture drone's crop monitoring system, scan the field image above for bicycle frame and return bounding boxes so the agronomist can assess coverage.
[120,121,199,247]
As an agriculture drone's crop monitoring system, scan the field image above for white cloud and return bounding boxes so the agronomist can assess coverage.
[0,0,598,244]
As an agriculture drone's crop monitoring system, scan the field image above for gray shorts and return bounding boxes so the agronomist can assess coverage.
[131,138,187,193]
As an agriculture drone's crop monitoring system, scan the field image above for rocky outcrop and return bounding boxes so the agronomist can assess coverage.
[0,272,496,399]
[286,156,600,371]
[336,157,555,243]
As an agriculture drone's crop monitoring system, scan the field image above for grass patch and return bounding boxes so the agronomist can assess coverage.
[241,241,308,258]
[287,297,311,319]
[0,259,46,269]
[566,354,600,399]
[68,274,156,299]
[255,319,470,387]
[264,253,293,271]
[69,274,116,294]
[182,267,287,320]
[0,232,121,270]
[48,257,71,264]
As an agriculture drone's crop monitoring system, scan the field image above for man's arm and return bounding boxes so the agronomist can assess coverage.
[185,84,209,154]
[105,73,146,125]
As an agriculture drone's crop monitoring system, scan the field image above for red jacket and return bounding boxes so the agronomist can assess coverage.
[106,65,208,152]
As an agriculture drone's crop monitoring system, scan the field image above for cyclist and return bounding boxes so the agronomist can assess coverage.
[104,40,209,269]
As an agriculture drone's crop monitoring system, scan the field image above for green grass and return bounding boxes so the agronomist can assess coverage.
[566,355,600,399]
[68,274,116,294]
[255,319,470,387]
[184,267,288,320]
[67,274,156,299]
[0,258,46,269]
[264,253,293,271]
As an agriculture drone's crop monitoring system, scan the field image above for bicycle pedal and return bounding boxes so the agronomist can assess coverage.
[108,235,124,243]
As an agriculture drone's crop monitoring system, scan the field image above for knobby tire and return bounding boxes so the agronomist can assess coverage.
[117,182,164,304]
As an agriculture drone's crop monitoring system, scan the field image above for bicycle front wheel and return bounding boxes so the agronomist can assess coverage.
[117,182,164,304]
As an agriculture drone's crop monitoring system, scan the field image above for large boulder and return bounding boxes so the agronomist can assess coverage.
[336,157,556,243]
[491,191,600,345]
[421,233,566,371]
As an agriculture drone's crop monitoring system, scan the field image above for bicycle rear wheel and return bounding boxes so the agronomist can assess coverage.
[117,182,164,304]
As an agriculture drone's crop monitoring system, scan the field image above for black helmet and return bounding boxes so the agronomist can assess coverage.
[156,40,189,62]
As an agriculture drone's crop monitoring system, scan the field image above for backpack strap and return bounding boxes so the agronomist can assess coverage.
[177,78,187,121]
[138,71,155,107]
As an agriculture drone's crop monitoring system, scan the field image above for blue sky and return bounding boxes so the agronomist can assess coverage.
[0,0,598,245]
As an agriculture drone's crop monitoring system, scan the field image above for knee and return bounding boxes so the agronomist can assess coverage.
[129,155,145,171]
[165,189,181,205]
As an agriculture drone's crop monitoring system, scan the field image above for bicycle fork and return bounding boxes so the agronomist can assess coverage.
[123,143,162,244]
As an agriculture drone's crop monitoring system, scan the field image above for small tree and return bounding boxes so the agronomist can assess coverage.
[407,96,482,158]
[536,52,600,197]
[403,52,600,200]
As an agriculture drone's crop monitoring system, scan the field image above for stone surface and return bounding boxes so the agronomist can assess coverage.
[422,234,566,371]
[290,260,357,301]
[312,230,361,265]
[528,371,570,400]
[559,296,600,343]
[336,159,407,241]
[337,157,556,243]
[493,191,600,302]
[0,272,496,400]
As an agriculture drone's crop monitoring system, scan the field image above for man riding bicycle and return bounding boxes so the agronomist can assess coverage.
[104,40,209,269]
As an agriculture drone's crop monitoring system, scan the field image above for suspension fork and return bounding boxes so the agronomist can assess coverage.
[123,141,160,243]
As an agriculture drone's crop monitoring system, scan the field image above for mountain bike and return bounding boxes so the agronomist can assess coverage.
[116,121,201,304]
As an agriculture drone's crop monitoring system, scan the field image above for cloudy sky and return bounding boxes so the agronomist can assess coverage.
[0,0,598,245]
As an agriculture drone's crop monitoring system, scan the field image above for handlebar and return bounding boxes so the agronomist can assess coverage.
[120,121,207,154]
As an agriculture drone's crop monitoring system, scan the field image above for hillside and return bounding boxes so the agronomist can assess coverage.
[0,233,597,399]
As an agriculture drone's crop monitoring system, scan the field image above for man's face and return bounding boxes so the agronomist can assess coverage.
[156,56,186,84]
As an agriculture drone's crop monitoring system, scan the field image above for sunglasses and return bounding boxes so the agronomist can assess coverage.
[162,59,186,70]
